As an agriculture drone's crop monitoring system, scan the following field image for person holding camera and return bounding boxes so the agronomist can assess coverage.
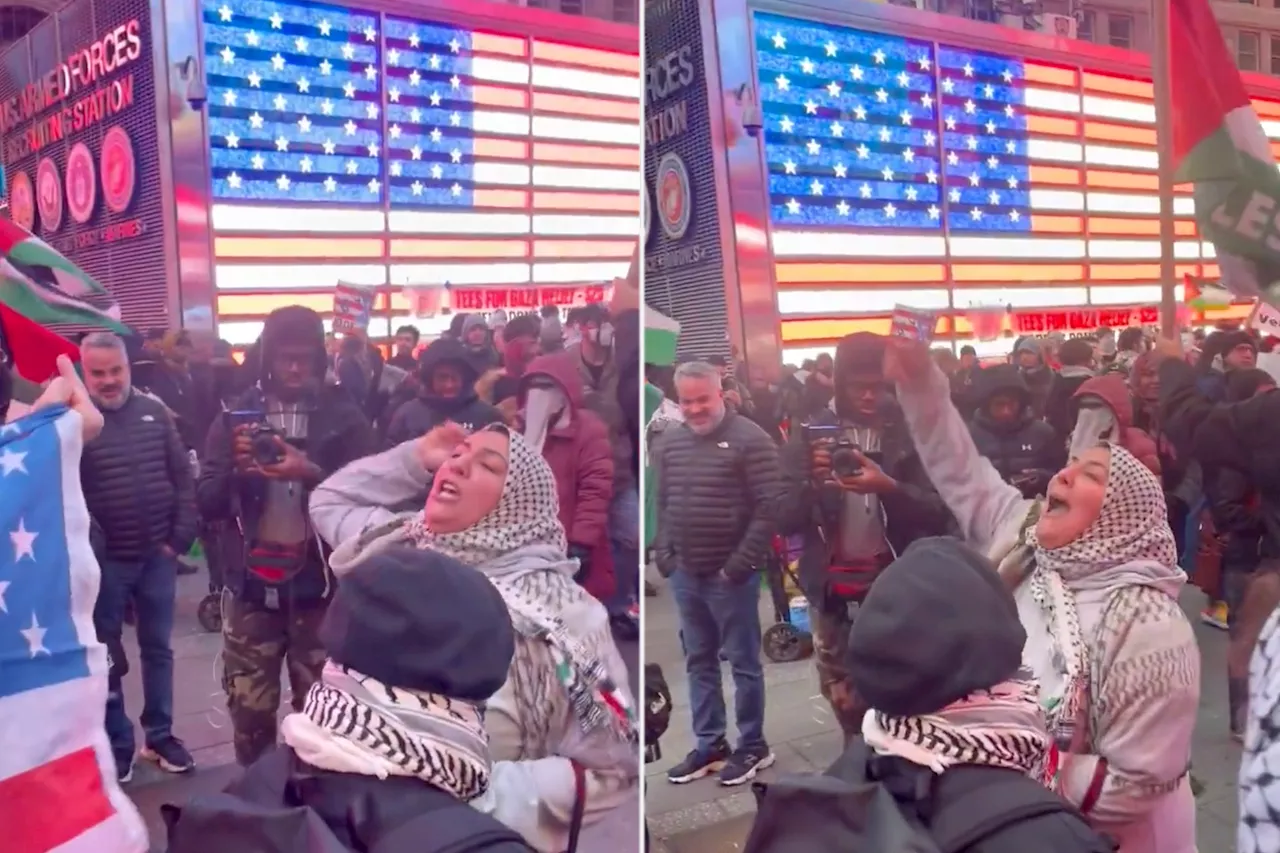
[78,332,199,781]
[196,306,375,768]
[777,332,953,744]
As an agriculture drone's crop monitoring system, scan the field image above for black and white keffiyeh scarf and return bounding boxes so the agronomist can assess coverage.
[407,426,637,744]
[280,662,492,801]
[862,668,1053,783]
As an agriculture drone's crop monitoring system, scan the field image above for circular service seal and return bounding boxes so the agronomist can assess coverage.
[36,157,63,233]
[66,142,97,224]
[656,152,692,241]
[8,171,34,230]
[101,126,137,214]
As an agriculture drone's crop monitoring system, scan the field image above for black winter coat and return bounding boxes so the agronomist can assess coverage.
[386,338,503,447]
[1162,357,1280,560]
[777,407,953,608]
[651,411,782,581]
[196,384,376,604]
[164,747,534,853]
[968,364,1064,498]
[81,391,198,561]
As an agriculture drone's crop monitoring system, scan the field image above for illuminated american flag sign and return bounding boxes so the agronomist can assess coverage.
[754,12,1264,361]
[202,0,639,346]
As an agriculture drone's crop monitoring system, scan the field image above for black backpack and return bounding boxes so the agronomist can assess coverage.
[644,663,673,759]
[162,749,536,853]
[741,741,1116,853]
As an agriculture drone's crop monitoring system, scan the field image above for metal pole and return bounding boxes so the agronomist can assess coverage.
[1152,0,1178,335]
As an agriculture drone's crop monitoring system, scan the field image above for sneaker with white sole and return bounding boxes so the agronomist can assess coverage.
[719,745,776,786]
[141,736,195,774]
[667,740,730,784]
[115,754,134,784]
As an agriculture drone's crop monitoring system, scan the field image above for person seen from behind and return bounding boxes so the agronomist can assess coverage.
[309,422,639,852]
[745,537,1116,853]
[196,306,376,768]
[967,363,1064,498]
[163,546,536,853]
[385,336,502,446]
[1045,338,1097,442]
[887,336,1199,851]
[491,313,542,410]
[335,333,371,406]
[80,331,199,780]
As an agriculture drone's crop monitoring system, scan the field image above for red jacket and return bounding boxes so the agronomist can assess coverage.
[521,352,615,601]
[1072,373,1162,476]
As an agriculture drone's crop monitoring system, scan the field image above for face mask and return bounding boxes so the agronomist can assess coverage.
[594,323,614,349]
[1069,404,1117,461]
[523,385,568,454]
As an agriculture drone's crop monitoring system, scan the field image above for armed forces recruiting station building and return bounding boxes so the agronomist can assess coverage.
[643,0,1280,368]
[0,0,639,346]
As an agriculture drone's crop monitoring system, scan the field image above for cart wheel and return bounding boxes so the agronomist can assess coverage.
[762,622,813,663]
[197,593,222,633]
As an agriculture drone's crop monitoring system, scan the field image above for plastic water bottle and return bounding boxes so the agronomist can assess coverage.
[788,596,811,634]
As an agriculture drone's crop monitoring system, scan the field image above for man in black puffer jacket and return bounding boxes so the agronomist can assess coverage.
[968,363,1064,498]
[79,331,199,780]
[385,337,503,446]
[652,360,782,788]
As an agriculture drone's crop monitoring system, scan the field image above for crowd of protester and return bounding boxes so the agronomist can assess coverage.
[1,293,641,853]
[648,321,1280,851]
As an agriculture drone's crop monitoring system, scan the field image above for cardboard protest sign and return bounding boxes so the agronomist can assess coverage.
[333,282,375,333]
[890,305,938,344]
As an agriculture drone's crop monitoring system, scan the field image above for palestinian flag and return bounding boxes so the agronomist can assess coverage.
[0,217,128,334]
[644,306,680,366]
[1171,0,1280,304]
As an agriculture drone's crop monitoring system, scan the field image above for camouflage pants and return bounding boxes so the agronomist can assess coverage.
[811,603,868,744]
[221,590,328,766]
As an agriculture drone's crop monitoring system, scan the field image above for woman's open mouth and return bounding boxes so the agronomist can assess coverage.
[1045,496,1069,516]
[436,480,461,502]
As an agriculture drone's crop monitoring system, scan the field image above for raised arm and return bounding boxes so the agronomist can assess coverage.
[890,353,1029,552]
[308,440,433,549]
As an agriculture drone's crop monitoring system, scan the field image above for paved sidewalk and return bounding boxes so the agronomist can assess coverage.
[117,569,640,852]
[644,572,1241,853]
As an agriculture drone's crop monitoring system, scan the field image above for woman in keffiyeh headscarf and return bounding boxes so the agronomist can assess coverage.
[308,423,638,853]
[882,338,1198,853]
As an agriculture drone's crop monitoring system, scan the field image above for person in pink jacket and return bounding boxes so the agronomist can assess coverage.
[518,351,616,603]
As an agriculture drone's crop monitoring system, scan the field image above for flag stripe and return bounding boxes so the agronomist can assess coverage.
[203,0,638,345]
[0,747,115,853]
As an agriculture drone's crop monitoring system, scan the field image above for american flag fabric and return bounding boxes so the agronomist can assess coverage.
[202,0,639,347]
[0,406,147,853]
[754,11,1266,361]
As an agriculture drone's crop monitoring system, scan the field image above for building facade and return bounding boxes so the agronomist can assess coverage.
[905,0,1280,74]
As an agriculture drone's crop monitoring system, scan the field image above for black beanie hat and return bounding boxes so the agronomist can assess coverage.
[848,537,1025,718]
[319,546,516,701]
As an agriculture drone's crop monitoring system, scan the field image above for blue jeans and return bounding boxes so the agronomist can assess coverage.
[608,486,640,613]
[94,551,178,760]
[668,568,766,753]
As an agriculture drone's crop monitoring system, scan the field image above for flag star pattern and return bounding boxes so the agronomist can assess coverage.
[206,0,384,203]
[0,406,146,853]
[202,0,639,348]
[752,11,1265,361]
